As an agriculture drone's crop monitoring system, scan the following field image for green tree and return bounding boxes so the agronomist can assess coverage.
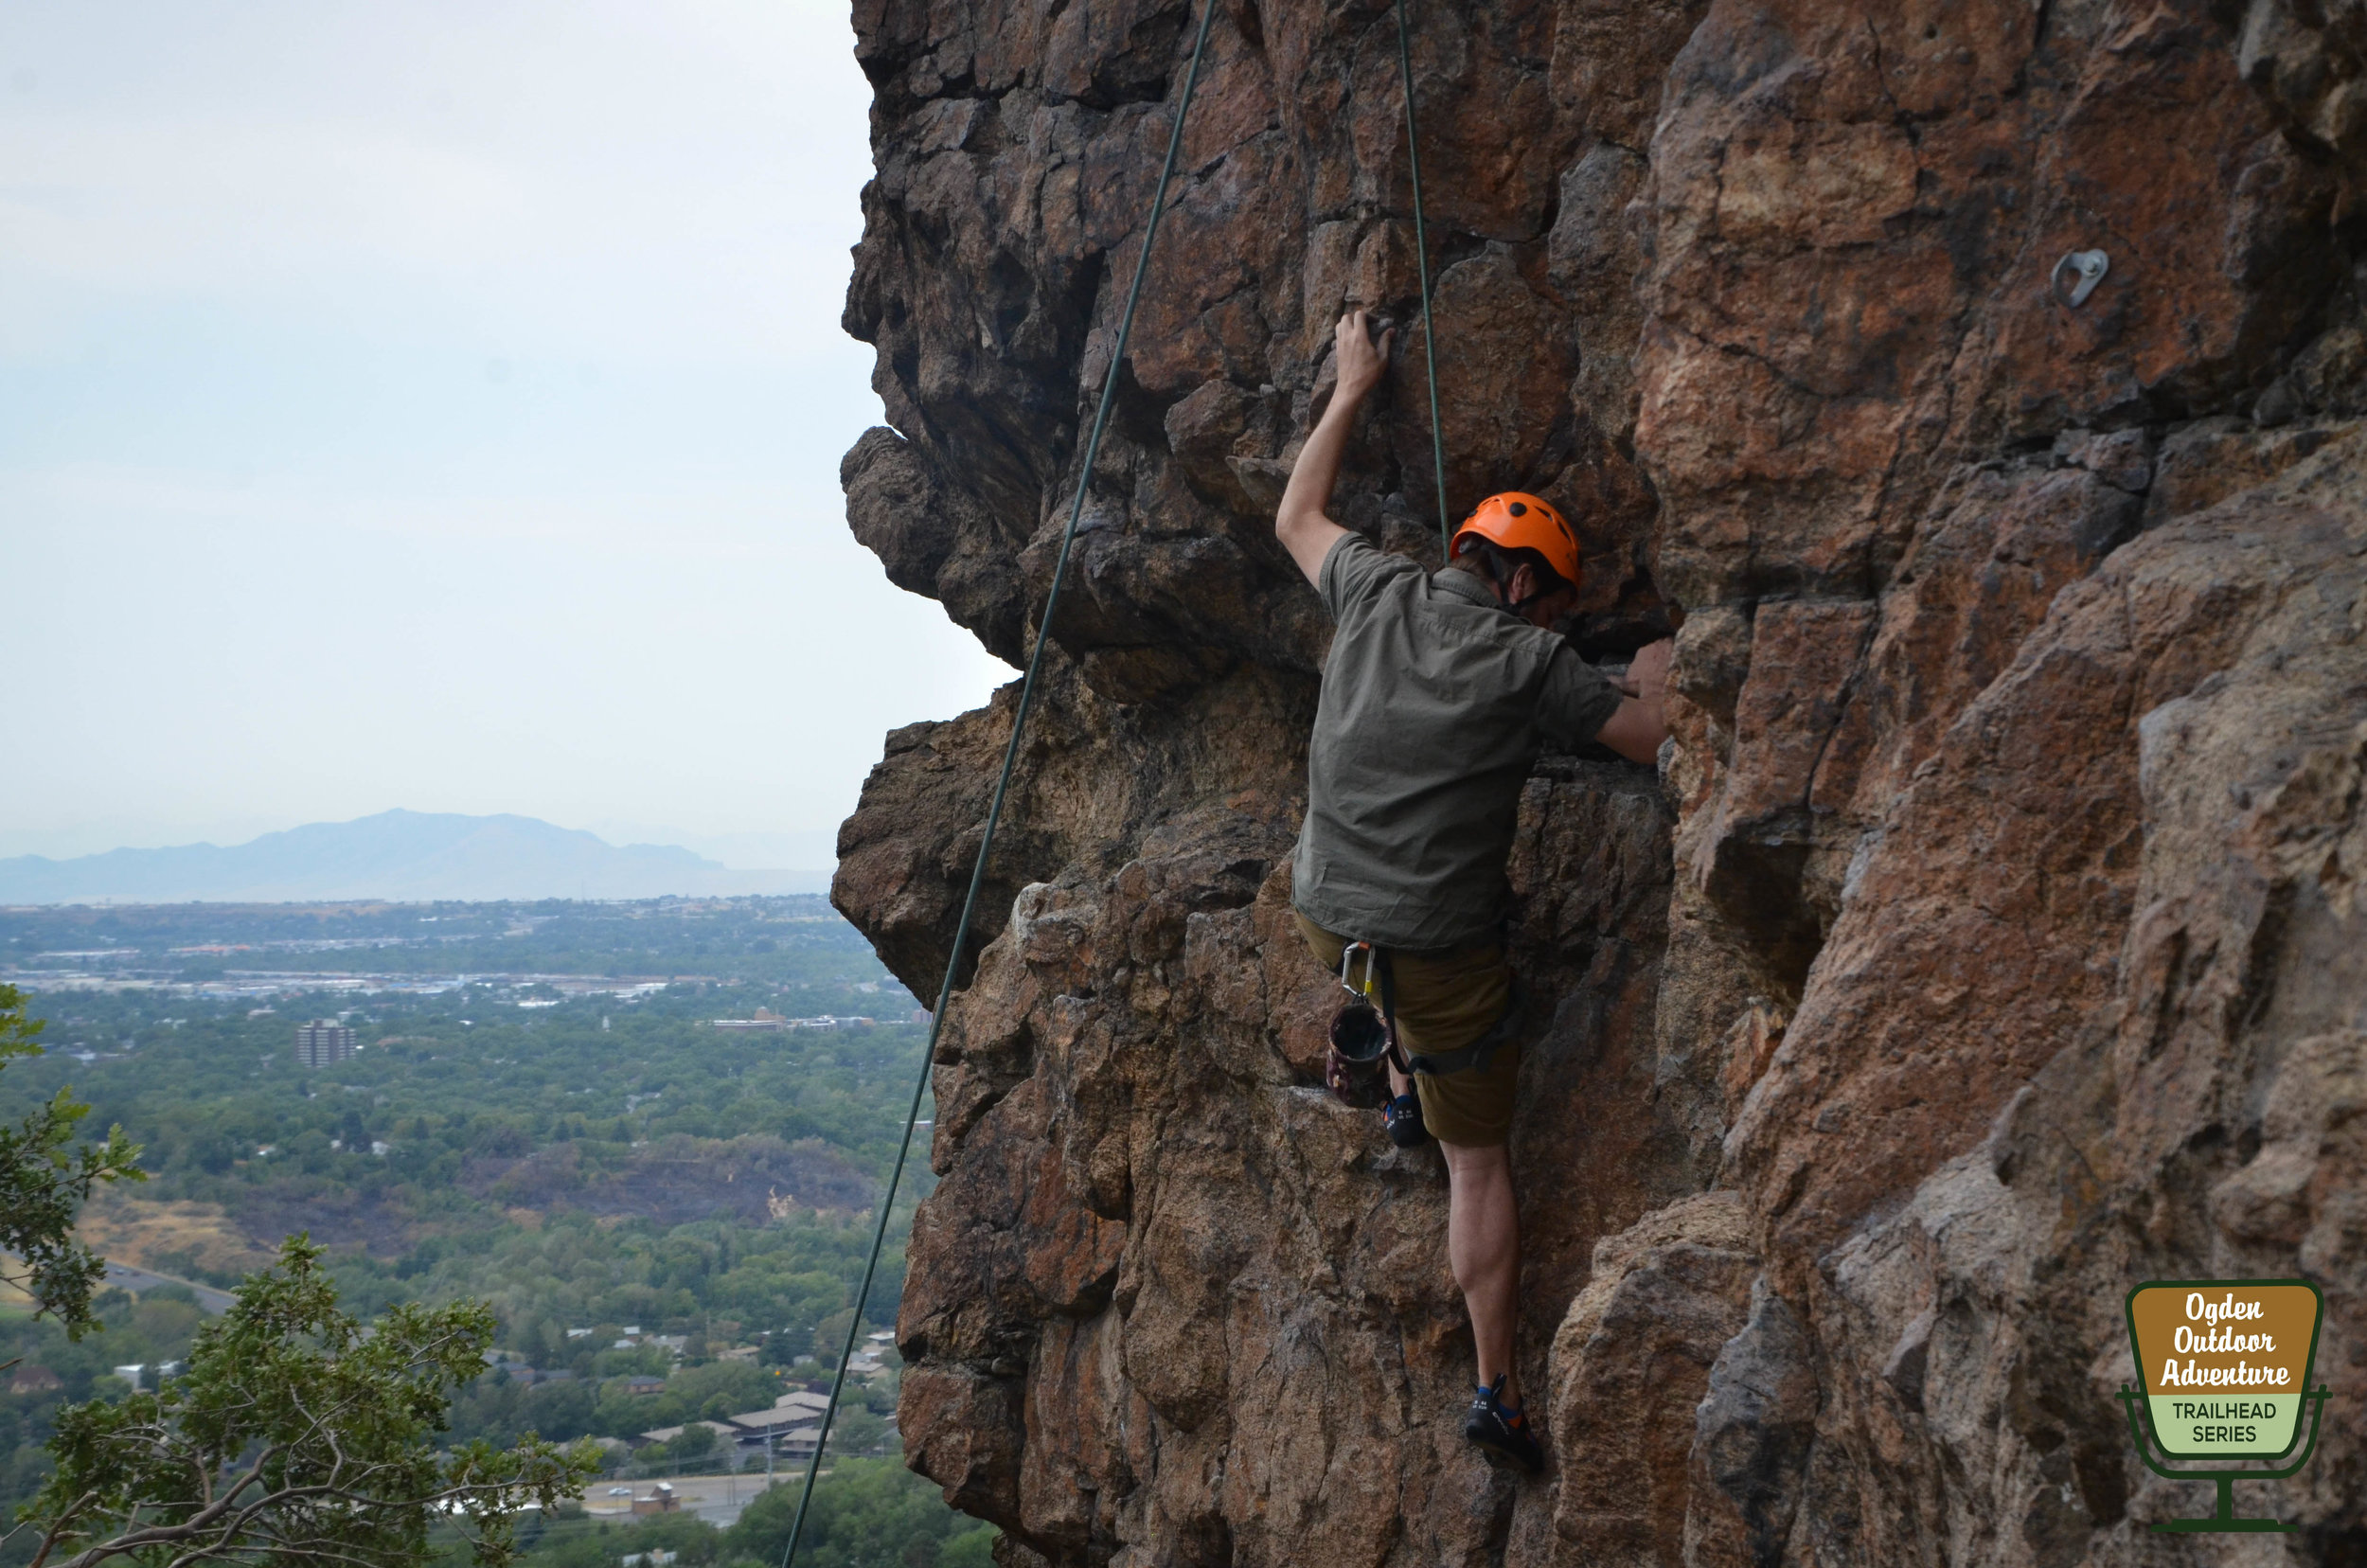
[723,1459,991,1568]
[667,1361,777,1417]
[0,985,144,1338]
[810,1310,855,1370]
[829,1406,889,1456]
[23,1237,599,1568]
[665,1424,716,1465]
[936,1531,994,1568]
[516,1513,720,1568]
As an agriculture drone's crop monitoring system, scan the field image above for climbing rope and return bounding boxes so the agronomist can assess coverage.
[774,2,1220,1564]
[1394,0,1450,557]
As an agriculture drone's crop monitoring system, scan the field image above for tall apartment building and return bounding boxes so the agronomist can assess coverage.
[294,1019,356,1070]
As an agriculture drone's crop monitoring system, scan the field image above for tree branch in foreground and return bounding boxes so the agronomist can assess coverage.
[25,1235,600,1568]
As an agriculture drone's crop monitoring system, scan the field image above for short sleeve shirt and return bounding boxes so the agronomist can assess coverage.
[1290,533,1623,950]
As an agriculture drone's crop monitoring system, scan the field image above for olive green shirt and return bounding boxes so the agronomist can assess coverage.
[1290,533,1623,950]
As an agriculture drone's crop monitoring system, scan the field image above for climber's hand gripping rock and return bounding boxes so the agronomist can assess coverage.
[1332,305,1394,405]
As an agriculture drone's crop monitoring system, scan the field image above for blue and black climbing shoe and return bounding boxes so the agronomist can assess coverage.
[1383,1092,1429,1148]
[1465,1377,1543,1473]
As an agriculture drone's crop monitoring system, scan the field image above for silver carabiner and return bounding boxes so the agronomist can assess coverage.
[1339,940,1382,1000]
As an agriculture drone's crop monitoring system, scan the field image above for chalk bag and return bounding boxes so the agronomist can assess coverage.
[1326,942,1397,1108]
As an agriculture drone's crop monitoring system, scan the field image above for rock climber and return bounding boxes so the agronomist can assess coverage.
[1273,307,1675,1473]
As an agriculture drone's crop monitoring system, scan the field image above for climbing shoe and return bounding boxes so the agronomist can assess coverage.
[1465,1378,1543,1473]
[1383,1092,1429,1148]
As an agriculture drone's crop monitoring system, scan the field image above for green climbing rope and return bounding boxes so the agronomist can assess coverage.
[1395,0,1450,557]
[774,3,1221,1565]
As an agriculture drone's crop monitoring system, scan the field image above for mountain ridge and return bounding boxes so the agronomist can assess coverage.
[0,811,828,903]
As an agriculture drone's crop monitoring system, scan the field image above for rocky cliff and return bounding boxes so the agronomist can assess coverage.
[829,1,2367,1562]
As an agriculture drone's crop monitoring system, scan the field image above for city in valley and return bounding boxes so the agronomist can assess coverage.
[0,897,990,1561]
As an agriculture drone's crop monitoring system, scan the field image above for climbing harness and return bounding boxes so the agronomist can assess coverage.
[1324,935,1524,1103]
[1395,0,1451,557]
[775,3,1220,1565]
[1397,974,1523,1078]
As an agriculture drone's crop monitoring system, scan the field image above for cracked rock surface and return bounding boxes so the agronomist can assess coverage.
[830,0,2367,1561]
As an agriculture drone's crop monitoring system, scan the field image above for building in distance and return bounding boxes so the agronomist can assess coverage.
[7,1366,60,1397]
[630,1484,681,1517]
[709,1009,878,1031]
[294,1019,356,1070]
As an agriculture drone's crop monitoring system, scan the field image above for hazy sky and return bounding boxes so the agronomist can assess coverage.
[0,2,1012,865]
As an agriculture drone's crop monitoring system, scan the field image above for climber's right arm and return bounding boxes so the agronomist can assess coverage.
[1276,309,1393,588]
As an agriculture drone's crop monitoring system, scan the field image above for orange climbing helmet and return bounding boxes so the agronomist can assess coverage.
[1450,491,1583,593]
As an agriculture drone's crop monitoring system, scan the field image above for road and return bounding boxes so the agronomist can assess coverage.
[101,1260,237,1314]
[581,1471,792,1528]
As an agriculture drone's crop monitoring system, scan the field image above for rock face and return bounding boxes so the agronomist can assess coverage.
[831,0,2367,1562]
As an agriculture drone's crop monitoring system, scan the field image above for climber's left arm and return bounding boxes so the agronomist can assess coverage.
[1276,309,1393,588]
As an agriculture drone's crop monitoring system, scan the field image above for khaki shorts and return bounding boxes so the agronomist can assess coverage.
[1294,911,1520,1148]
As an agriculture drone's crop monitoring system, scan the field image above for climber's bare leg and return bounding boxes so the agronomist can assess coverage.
[1440,1138,1521,1409]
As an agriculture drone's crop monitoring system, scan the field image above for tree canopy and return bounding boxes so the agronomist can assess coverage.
[0,984,143,1337]
[26,1237,599,1568]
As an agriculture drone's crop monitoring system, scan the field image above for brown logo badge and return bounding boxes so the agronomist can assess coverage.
[2116,1279,2330,1532]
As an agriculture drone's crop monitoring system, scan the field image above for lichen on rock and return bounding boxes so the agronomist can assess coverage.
[831,0,2367,1561]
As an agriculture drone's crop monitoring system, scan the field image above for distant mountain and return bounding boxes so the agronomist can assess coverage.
[0,811,830,904]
